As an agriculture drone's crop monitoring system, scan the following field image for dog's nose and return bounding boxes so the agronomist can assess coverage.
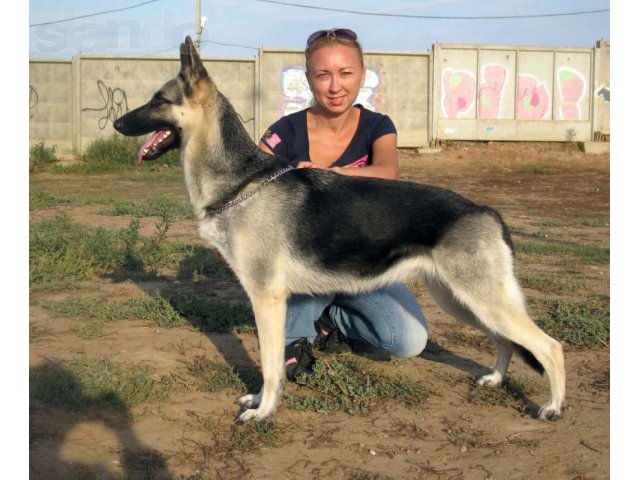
[113,118,123,133]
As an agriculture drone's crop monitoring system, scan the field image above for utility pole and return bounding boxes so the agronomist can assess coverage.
[195,0,202,53]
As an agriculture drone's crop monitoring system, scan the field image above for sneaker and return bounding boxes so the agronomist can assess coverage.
[284,338,315,381]
[313,308,351,354]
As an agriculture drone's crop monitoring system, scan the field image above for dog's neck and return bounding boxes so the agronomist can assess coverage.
[181,93,289,220]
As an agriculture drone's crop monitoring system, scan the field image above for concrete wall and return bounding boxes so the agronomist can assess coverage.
[29,59,74,152]
[29,41,609,154]
[259,49,430,148]
[432,43,595,142]
[77,55,256,153]
[592,40,610,139]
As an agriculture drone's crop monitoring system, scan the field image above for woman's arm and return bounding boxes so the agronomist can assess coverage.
[296,133,399,180]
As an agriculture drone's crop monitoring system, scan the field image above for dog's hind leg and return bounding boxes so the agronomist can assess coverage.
[235,290,287,423]
[426,280,514,388]
[431,214,566,420]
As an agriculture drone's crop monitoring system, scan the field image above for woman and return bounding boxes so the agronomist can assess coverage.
[259,28,428,379]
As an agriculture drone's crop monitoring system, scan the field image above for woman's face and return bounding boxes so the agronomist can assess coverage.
[306,43,365,116]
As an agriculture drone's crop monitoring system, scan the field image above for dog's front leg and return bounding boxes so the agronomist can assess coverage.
[235,290,287,423]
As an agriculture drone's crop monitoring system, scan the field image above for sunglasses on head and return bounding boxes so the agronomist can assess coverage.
[306,28,358,47]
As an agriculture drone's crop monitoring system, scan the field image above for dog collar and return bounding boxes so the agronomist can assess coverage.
[205,166,294,216]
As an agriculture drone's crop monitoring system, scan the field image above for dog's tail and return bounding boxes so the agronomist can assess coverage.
[512,342,545,375]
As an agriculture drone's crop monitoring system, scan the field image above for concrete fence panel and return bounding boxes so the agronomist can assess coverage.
[76,55,256,153]
[432,43,594,142]
[29,59,74,153]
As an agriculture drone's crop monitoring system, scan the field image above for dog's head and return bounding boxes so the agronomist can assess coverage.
[113,36,215,165]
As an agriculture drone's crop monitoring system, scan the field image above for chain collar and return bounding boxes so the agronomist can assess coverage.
[205,166,294,216]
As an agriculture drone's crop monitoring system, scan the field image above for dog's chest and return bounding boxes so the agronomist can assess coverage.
[198,218,234,261]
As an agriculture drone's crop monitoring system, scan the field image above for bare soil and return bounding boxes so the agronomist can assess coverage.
[29,141,610,479]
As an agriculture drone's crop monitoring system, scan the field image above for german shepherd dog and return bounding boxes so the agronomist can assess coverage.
[114,37,565,423]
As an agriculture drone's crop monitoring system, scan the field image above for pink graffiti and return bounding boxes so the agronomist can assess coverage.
[517,74,550,120]
[478,64,508,119]
[557,67,586,120]
[441,69,476,118]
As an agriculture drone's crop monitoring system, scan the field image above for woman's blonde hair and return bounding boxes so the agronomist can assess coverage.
[304,34,364,71]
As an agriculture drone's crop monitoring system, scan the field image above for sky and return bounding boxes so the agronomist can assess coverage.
[28,0,610,58]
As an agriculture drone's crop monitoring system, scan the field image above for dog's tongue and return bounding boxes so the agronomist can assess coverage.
[137,130,169,165]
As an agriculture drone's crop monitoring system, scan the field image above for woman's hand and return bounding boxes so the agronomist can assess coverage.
[296,161,342,173]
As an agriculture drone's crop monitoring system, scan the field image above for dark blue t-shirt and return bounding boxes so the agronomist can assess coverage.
[260,105,397,168]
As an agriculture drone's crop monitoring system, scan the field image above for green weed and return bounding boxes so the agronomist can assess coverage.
[29,215,207,290]
[535,298,610,347]
[29,142,57,172]
[515,239,609,265]
[183,357,245,393]
[519,271,583,293]
[100,194,194,220]
[29,191,71,210]
[285,355,430,415]
[44,294,187,337]
[168,295,254,333]
[30,357,173,412]
[54,134,180,174]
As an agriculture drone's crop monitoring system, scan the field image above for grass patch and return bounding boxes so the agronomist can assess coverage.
[53,134,181,175]
[515,239,609,265]
[29,214,214,291]
[536,298,610,347]
[99,194,194,220]
[285,355,430,415]
[177,246,232,280]
[183,357,245,393]
[519,271,583,293]
[44,295,187,338]
[518,165,550,175]
[29,191,71,210]
[30,357,174,412]
[467,375,538,407]
[29,142,57,172]
[168,295,254,333]
[185,412,283,454]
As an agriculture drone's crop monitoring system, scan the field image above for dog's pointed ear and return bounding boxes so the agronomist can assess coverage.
[179,35,208,83]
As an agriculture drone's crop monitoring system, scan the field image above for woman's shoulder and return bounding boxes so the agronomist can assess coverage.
[355,105,397,134]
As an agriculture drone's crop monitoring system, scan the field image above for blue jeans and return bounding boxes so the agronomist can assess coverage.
[286,284,429,358]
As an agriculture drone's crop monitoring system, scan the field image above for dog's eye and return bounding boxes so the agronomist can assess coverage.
[153,93,171,104]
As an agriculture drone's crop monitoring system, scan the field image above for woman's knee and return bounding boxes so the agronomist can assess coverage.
[393,328,429,358]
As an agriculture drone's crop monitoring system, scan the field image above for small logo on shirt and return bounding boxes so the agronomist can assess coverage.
[264,132,282,149]
[347,155,368,168]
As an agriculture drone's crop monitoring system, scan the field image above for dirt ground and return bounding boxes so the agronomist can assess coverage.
[29,141,610,479]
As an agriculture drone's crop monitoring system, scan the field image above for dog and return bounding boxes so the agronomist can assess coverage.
[114,36,565,423]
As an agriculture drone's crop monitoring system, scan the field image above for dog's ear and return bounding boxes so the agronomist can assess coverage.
[179,36,209,84]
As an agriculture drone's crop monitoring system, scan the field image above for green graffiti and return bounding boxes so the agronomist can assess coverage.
[559,70,575,82]
[450,75,462,87]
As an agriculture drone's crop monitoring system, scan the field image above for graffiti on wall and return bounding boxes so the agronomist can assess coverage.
[441,68,475,118]
[557,67,587,120]
[29,85,39,120]
[478,64,508,119]
[441,63,588,121]
[82,80,129,130]
[516,74,550,120]
[279,66,382,116]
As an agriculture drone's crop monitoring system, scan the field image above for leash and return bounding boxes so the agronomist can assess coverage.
[205,166,294,216]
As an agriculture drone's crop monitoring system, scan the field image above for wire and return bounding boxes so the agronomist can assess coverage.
[200,40,260,51]
[251,0,609,20]
[29,0,163,27]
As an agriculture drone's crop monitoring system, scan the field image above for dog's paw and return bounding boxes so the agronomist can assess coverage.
[235,393,260,410]
[537,402,564,421]
[235,408,272,424]
[476,371,503,388]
